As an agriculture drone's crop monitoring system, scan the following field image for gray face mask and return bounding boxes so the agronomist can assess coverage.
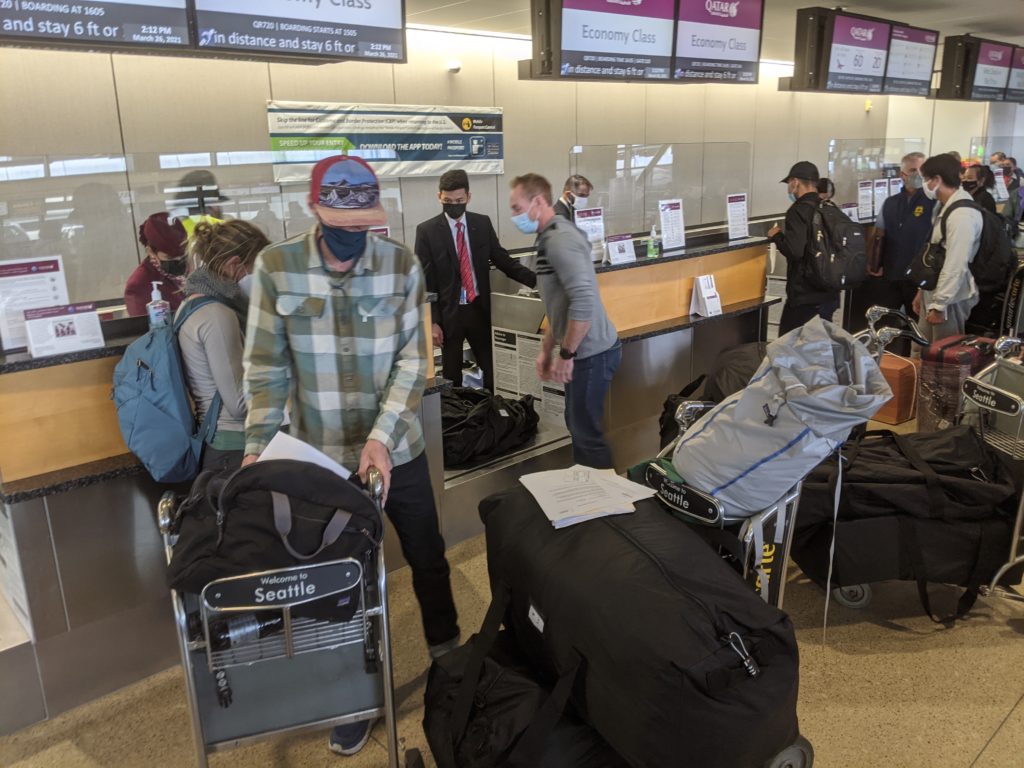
[907,173,924,190]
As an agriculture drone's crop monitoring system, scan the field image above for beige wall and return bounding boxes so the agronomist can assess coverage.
[0,29,1002,302]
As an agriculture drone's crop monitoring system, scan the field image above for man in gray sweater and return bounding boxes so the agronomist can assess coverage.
[509,173,621,468]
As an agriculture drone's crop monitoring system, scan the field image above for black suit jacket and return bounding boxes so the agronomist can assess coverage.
[553,199,574,222]
[415,211,536,333]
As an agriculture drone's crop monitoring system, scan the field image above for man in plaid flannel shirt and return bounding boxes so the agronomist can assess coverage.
[241,156,459,757]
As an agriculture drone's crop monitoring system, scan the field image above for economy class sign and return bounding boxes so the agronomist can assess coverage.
[674,0,763,83]
[560,0,675,80]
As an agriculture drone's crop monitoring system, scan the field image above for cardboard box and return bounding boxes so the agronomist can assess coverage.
[875,353,920,425]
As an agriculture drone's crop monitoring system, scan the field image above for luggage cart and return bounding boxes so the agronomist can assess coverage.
[157,467,400,768]
[959,336,1024,603]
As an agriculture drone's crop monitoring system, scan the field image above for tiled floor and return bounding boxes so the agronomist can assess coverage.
[1,533,1022,768]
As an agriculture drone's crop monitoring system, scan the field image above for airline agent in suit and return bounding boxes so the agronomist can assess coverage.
[415,170,536,392]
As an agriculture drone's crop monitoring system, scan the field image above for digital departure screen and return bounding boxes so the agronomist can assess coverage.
[191,0,405,60]
[674,0,763,83]
[825,13,890,93]
[1008,47,1024,103]
[971,41,1012,101]
[883,25,937,96]
[0,0,189,48]
[559,0,674,80]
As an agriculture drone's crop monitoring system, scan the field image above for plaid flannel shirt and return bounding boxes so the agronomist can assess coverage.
[243,227,427,468]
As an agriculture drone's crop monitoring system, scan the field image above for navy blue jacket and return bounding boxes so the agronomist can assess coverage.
[878,188,935,280]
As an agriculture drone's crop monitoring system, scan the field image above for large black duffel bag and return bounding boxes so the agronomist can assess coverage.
[480,486,802,768]
[793,426,1018,621]
[442,388,540,467]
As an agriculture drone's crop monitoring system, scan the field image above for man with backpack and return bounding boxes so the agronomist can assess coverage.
[768,161,841,334]
[911,154,984,342]
[241,156,460,758]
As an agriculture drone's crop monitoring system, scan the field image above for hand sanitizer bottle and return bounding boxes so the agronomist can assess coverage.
[647,225,660,258]
[147,281,170,329]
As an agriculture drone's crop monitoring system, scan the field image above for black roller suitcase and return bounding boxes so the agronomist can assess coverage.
[479,486,803,768]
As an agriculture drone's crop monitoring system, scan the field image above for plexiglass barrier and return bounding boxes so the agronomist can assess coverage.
[825,137,928,217]
[567,142,753,236]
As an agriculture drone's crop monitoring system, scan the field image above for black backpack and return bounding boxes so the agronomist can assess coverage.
[441,388,540,468]
[166,459,383,596]
[907,199,1015,294]
[803,199,868,292]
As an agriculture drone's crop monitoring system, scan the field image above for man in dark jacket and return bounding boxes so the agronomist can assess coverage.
[768,161,839,334]
[553,174,594,223]
[416,170,536,391]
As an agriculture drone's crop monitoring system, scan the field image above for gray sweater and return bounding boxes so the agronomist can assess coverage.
[178,301,247,441]
[527,216,618,360]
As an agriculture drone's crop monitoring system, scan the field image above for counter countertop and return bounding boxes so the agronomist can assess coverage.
[0,333,137,375]
[620,296,781,344]
[595,235,769,275]
[0,377,452,504]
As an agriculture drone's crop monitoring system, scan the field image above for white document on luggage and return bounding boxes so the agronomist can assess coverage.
[520,466,654,529]
[257,431,352,480]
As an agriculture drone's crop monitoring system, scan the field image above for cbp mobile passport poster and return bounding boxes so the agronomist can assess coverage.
[560,0,674,80]
[674,0,763,83]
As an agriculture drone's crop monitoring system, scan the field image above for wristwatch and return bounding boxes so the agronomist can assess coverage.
[558,347,577,360]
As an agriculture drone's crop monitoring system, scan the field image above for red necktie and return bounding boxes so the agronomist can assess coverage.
[456,221,477,303]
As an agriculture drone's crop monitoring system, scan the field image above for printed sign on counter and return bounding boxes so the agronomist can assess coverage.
[559,0,674,80]
[658,199,686,251]
[689,274,723,318]
[606,234,636,265]
[0,256,70,352]
[0,0,189,48]
[840,203,860,223]
[492,327,565,425]
[972,41,1013,101]
[857,181,874,222]
[993,169,1010,201]
[889,177,904,198]
[873,179,890,218]
[574,207,607,262]
[726,193,750,240]
[674,0,763,83]
[826,14,890,93]
[24,303,104,359]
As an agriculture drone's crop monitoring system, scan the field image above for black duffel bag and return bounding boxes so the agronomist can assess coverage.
[793,426,1017,621]
[480,486,803,768]
[441,388,540,467]
[166,459,383,596]
[424,584,627,768]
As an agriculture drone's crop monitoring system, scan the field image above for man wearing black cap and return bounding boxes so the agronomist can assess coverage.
[767,161,840,334]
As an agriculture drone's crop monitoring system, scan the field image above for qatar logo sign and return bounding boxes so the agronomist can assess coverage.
[988,49,1005,63]
[850,27,875,43]
[705,0,740,18]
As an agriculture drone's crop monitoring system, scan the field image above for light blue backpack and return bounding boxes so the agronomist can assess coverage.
[112,296,224,483]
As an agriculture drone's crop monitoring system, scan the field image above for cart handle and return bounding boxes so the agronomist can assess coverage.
[366,466,385,503]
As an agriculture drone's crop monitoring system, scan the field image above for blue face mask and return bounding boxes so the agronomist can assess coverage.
[511,212,538,234]
[787,192,798,203]
[320,224,367,264]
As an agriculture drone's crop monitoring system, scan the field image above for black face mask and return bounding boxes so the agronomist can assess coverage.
[161,257,188,276]
[443,202,467,219]
[962,181,979,193]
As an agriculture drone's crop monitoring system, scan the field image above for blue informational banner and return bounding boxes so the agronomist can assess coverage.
[267,101,505,181]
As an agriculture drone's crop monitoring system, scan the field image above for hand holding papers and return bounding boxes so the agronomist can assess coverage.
[258,431,351,480]
[520,465,656,529]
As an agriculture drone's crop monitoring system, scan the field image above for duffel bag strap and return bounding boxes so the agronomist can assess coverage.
[270,491,352,561]
[891,433,948,518]
[899,517,980,624]
[506,653,583,767]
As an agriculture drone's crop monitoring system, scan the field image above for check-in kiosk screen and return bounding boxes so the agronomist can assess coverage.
[674,0,763,83]
[883,25,937,96]
[559,0,674,80]
[825,13,890,93]
[1008,47,1024,103]
[0,0,189,47]
[191,0,404,60]
[971,41,1012,101]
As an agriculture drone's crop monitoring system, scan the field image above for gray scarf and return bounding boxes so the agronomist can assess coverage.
[184,266,248,324]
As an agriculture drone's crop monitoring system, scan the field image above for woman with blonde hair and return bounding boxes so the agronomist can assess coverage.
[177,219,270,470]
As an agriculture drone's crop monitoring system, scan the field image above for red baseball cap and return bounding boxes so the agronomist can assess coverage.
[309,156,387,227]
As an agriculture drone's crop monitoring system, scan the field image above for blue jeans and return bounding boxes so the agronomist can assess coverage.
[563,343,621,469]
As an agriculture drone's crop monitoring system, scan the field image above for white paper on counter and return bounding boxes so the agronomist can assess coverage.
[689,274,723,317]
[889,178,904,198]
[857,181,875,222]
[24,303,103,358]
[840,203,860,223]
[606,233,636,265]
[873,179,890,218]
[574,207,607,262]
[0,256,70,351]
[658,199,686,251]
[258,431,351,480]
[726,193,750,240]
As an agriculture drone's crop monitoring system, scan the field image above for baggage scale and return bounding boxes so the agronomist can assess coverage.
[157,467,401,768]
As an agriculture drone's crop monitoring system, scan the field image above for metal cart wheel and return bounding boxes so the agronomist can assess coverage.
[764,735,814,768]
[831,583,873,609]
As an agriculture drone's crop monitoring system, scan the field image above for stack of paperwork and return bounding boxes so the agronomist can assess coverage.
[520,465,656,529]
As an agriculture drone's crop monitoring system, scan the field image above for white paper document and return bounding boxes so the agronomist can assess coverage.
[606,234,636,265]
[857,181,874,222]
[24,303,103,358]
[888,178,904,198]
[993,170,1010,202]
[658,199,686,251]
[0,256,70,351]
[840,203,860,223]
[258,431,352,480]
[689,274,723,317]
[726,193,750,240]
[873,179,890,218]
[520,465,655,529]
[574,207,607,262]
